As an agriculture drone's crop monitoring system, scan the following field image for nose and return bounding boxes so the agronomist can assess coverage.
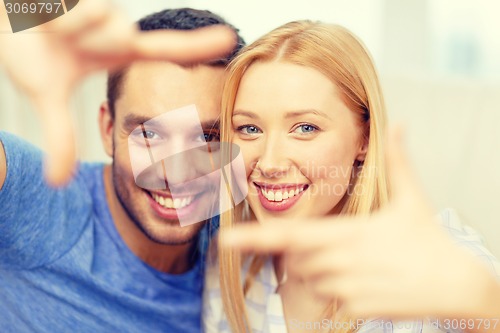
[255,136,291,178]
[161,154,192,186]
[159,138,206,186]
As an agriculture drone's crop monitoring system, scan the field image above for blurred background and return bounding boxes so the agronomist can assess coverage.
[1,0,499,256]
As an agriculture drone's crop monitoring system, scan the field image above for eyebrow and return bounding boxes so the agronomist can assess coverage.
[123,113,220,131]
[123,114,153,130]
[201,119,220,131]
[232,109,331,120]
[284,109,332,120]
[232,110,258,119]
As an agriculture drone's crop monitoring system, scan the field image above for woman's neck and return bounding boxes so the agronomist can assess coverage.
[273,255,331,333]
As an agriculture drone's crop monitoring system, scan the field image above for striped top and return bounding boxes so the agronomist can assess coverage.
[203,209,500,333]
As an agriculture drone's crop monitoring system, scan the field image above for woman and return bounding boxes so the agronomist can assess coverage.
[205,20,387,333]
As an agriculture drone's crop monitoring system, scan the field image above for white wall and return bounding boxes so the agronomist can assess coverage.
[383,75,500,256]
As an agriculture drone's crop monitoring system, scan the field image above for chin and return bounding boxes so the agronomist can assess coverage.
[143,222,204,245]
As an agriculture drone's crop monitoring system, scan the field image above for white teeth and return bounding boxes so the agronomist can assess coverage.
[268,191,275,201]
[165,198,173,209]
[261,186,306,202]
[152,194,194,209]
[173,198,181,209]
[182,197,194,208]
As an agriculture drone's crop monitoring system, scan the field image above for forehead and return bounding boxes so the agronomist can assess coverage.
[115,62,225,121]
[235,61,338,111]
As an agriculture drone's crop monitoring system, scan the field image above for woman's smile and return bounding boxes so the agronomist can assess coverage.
[252,181,309,212]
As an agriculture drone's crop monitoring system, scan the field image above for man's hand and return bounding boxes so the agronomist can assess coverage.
[223,128,500,318]
[0,0,236,185]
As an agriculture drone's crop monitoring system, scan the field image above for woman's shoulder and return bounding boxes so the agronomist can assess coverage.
[437,208,500,279]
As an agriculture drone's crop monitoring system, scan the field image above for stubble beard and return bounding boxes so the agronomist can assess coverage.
[111,150,201,246]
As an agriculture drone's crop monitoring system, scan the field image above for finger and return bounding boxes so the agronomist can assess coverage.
[222,223,293,253]
[0,4,10,30]
[67,8,134,57]
[386,126,426,203]
[132,25,237,64]
[223,218,361,254]
[286,253,326,280]
[283,251,314,278]
[345,296,419,318]
[44,0,112,35]
[308,274,353,300]
[386,126,413,197]
[286,249,352,280]
[36,98,76,186]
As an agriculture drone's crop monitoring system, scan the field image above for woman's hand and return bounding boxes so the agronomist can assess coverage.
[223,128,500,318]
[0,0,235,185]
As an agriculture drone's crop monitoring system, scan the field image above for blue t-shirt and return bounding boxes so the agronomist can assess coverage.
[0,132,209,333]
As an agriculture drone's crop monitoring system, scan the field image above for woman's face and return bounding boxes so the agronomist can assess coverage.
[232,61,367,221]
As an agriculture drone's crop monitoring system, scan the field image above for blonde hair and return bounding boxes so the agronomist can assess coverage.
[218,20,389,332]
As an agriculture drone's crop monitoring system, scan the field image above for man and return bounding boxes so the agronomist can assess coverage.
[0,8,244,332]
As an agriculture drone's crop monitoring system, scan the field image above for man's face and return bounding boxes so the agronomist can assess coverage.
[109,62,225,245]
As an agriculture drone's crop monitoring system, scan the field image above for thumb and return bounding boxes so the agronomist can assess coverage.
[385,126,425,204]
[35,96,77,186]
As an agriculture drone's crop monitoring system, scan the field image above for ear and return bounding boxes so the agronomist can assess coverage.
[99,102,114,157]
[355,139,369,162]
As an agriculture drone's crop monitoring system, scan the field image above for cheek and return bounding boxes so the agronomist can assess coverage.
[113,139,137,180]
[302,156,353,184]
[127,145,150,177]
[298,142,355,190]
[233,139,259,178]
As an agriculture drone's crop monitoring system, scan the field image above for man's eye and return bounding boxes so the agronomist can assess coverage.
[237,125,261,135]
[204,132,220,142]
[131,128,161,141]
[142,130,160,140]
[198,130,220,142]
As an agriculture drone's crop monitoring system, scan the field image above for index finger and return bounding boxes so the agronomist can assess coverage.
[131,25,237,64]
[222,223,293,253]
[222,217,361,254]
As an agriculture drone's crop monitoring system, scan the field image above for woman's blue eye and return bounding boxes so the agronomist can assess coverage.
[238,125,261,135]
[294,124,317,134]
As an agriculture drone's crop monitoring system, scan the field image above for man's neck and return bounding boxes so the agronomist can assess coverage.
[103,165,196,274]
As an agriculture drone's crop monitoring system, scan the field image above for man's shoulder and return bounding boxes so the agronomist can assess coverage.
[77,162,106,183]
[0,131,108,211]
[74,162,108,204]
[0,131,42,160]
